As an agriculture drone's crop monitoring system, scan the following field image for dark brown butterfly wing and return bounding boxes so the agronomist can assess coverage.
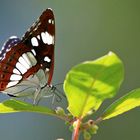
[0,8,55,91]
[22,8,55,85]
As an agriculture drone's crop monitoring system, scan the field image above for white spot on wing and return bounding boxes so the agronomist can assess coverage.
[44,56,51,62]
[48,19,52,24]
[27,52,37,66]
[13,68,21,75]
[31,37,39,46]
[52,20,54,24]
[22,53,32,66]
[46,68,49,72]
[37,22,41,27]
[9,36,18,39]
[31,49,36,56]
[48,19,54,24]
[33,27,37,31]
[1,46,4,51]
[48,8,52,10]
[18,56,30,69]
[10,74,22,81]
[6,81,19,88]
[37,35,40,40]
[41,32,54,45]
[16,62,27,74]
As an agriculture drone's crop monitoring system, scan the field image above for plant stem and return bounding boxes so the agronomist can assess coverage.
[94,117,103,124]
[72,118,81,140]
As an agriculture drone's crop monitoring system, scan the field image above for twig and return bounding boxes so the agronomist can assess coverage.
[72,118,82,140]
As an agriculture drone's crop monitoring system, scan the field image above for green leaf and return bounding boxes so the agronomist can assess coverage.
[64,52,124,118]
[101,88,140,120]
[0,99,56,116]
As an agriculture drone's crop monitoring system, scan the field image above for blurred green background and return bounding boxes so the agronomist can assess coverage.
[0,0,140,140]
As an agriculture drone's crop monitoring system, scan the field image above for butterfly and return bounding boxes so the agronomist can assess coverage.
[0,8,55,104]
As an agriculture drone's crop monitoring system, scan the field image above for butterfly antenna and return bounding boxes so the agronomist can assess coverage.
[53,83,63,86]
[55,87,66,98]
[50,83,66,98]
[52,92,62,103]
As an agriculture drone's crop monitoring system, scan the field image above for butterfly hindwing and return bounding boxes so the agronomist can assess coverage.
[0,39,36,90]
[0,36,21,60]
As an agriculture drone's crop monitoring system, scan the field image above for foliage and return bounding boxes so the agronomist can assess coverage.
[64,52,124,118]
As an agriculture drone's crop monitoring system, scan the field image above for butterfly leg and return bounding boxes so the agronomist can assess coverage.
[33,87,41,105]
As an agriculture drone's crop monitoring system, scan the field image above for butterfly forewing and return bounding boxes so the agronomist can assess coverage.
[22,8,55,85]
